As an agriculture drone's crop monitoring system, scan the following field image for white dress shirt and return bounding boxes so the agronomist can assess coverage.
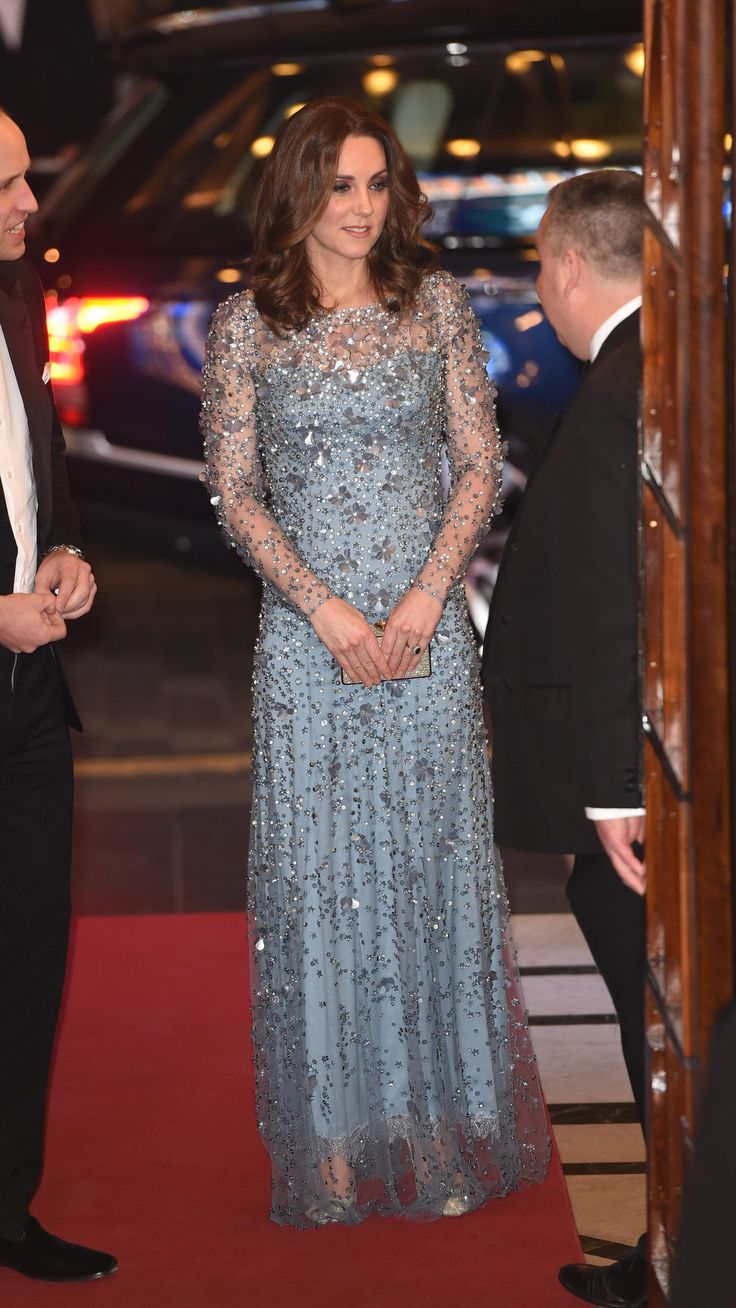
[583,297,644,822]
[0,323,38,593]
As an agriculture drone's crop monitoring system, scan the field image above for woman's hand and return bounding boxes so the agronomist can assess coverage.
[311,596,392,689]
[381,588,443,679]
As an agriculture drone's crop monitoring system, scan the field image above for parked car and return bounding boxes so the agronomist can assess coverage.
[29,0,643,612]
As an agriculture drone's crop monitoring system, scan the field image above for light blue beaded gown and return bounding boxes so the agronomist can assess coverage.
[201,270,550,1227]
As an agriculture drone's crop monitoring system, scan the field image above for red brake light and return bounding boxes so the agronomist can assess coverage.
[45,294,150,426]
[46,300,85,387]
[76,297,150,333]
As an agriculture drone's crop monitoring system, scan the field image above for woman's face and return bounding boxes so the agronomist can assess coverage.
[305,134,389,270]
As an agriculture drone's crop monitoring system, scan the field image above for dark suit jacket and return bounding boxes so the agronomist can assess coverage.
[482,310,642,855]
[0,257,82,729]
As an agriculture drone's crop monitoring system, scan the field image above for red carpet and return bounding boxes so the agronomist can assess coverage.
[4,914,582,1307]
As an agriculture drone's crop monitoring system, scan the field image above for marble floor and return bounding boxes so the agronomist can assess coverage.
[514,913,646,1265]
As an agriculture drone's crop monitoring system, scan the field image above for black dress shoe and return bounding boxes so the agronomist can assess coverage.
[558,1250,647,1307]
[0,1217,118,1281]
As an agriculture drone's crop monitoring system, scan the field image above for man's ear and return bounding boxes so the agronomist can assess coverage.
[561,247,584,299]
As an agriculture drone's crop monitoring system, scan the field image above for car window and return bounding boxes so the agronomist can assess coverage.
[38,44,642,255]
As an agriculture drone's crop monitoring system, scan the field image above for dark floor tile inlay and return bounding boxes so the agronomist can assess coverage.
[548,1103,641,1125]
[520,965,600,976]
[528,1013,620,1026]
[580,1236,640,1261]
[563,1162,647,1176]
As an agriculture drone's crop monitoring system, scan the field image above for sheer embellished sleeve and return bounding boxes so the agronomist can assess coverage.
[201,295,334,617]
[413,276,503,605]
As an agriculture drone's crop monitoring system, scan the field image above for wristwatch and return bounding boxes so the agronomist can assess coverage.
[42,544,85,560]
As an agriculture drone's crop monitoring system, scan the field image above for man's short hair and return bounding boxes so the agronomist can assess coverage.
[543,169,644,280]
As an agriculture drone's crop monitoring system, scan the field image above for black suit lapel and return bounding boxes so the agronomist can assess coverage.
[0,266,52,543]
[588,308,641,374]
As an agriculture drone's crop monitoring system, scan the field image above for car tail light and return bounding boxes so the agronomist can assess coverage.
[45,294,150,426]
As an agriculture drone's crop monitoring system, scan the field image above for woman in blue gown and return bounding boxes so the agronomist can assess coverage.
[201,96,550,1227]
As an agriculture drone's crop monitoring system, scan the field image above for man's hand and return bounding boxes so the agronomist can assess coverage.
[0,592,67,654]
[35,551,96,620]
[594,815,646,896]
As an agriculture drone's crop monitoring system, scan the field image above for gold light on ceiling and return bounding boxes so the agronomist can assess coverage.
[251,136,276,158]
[445,138,481,159]
[624,43,645,77]
[44,247,60,263]
[285,103,306,119]
[725,133,733,152]
[505,49,546,75]
[216,268,242,284]
[570,138,613,162]
[551,139,572,159]
[271,62,304,76]
[362,68,399,96]
[368,54,394,67]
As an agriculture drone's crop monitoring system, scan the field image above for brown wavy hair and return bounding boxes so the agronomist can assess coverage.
[248,96,438,334]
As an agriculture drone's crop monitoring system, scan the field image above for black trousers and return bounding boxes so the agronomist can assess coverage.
[567,849,647,1127]
[0,646,73,1239]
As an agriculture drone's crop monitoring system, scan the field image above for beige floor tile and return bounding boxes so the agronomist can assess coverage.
[521,972,615,1017]
[511,912,595,969]
[531,1025,633,1103]
[554,1124,646,1164]
[565,1174,646,1248]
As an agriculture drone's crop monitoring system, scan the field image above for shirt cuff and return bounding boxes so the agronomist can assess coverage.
[585,806,646,820]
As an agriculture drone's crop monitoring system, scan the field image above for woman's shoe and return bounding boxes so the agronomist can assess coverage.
[305,1194,356,1226]
[441,1187,473,1217]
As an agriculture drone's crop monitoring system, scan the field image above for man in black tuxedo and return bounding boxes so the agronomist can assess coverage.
[483,170,647,1308]
[0,110,116,1282]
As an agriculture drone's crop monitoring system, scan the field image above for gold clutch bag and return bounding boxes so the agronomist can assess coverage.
[340,620,432,685]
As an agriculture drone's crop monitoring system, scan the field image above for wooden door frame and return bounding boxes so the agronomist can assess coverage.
[642,0,734,1299]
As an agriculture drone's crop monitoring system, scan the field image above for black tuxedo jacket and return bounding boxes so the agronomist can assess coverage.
[482,310,642,855]
[0,257,81,728]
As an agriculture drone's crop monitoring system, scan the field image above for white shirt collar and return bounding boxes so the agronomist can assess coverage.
[588,296,642,363]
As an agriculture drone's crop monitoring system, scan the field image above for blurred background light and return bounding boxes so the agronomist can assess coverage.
[505,49,547,75]
[570,138,613,161]
[624,43,646,77]
[271,62,304,76]
[445,138,482,158]
[515,310,544,332]
[250,136,275,157]
[362,68,399,96]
